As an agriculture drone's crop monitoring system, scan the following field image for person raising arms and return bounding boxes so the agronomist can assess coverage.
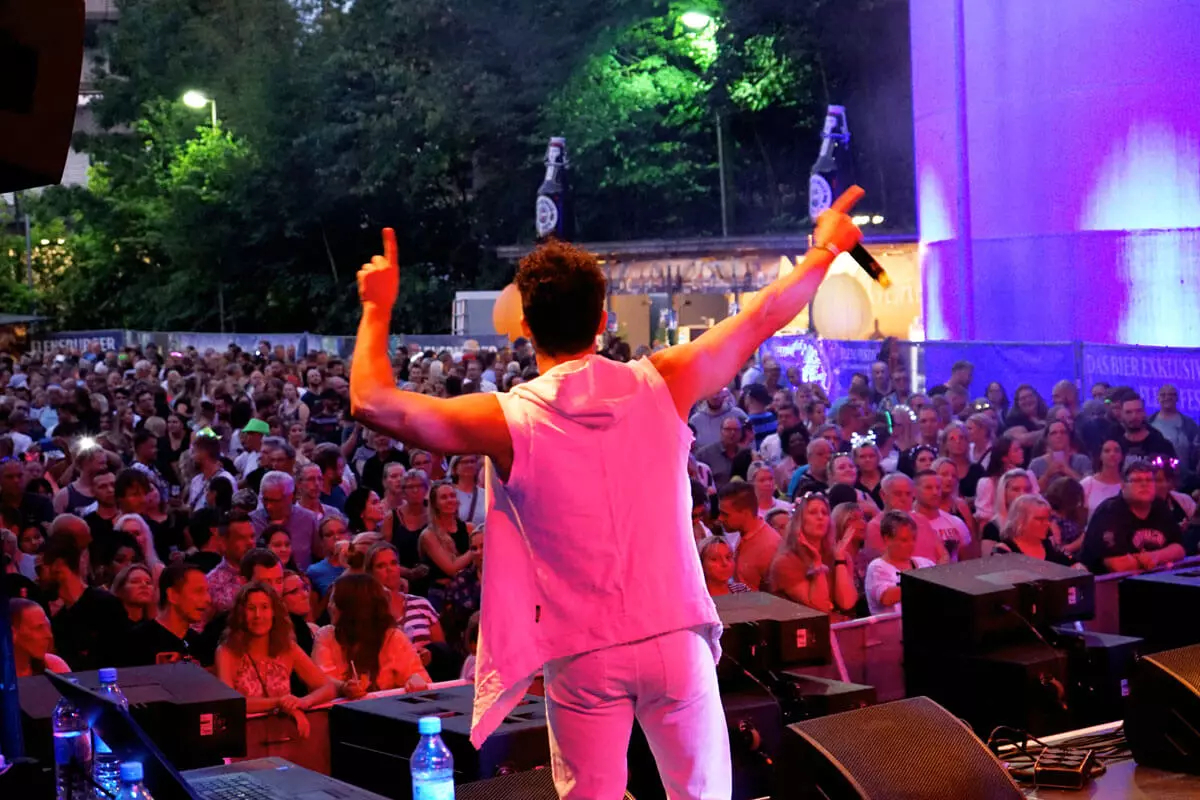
[349,190,863,796]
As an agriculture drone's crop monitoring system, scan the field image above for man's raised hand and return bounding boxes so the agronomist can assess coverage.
[813,185,865,255]
[357,227,401,310]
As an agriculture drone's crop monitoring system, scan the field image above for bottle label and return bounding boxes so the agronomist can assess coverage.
[808,175,833,219]
[413,780,455,800]
[536,196,559,237]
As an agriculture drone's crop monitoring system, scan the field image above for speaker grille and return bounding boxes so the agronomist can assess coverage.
[784,697,1023,799]
[1144,645,1200,693]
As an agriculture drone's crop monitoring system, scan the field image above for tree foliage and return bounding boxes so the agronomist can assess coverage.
[23,0,911,333]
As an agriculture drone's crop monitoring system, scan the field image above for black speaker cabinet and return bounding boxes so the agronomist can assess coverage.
[329,684,549,799]
[1127,643,1200,774]
[0,0,86,192]
[775,696,1024,799]
[1120,570,1200,654]
[715,591,831,675]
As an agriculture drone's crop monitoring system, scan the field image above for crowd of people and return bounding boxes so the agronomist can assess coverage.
[691,349,1198,619]
[3,336,1199,735]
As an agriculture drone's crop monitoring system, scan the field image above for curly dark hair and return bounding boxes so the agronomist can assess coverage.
[515,239,607,356]
[330,572,395,688]
[221,581,294,658]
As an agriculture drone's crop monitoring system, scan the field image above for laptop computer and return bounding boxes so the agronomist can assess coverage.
[45,671,387,800]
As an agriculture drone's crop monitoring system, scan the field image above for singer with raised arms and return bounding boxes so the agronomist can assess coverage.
[349,187,867,799]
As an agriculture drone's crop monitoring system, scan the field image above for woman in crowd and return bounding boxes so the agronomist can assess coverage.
[215,581,336,738]
[449,455,486,529]
[141,485,178,562]
[749,462,791,519]
[975,434,1031,521]
[828,453,880,515]
[1005,384,1048,438]
[366,542,453,678]
[1081,439,1124,520]
[1045,476,1088,558]
[312,573,430,696]
[772,425,809,495]
[981,469,1036,542]
[938,421,985,499]
[408,449,435,480]
[418,481,473,608]
[966,412,996,468]
[261,524,299,572]
[899,444,938,478]
[765,508,790,535]
[111,562,157,624]
[766,494,859,617]
[853,440,886,508]
[699,534,752,597]
[1030,419,1092,492]
[986,382,1011,421]
[888,406,918,454]
[864,510,935,616]
[17,523,44,566]
[996,495,1078,567]
[1153,457,1196,526]
[932,457,980,546]
[282,570,318,636]
[829,501,869,603]
[381,466,428,569]
[9,598,69,677]
[114,513,163,582]
[279,382,310,427]
[345,486,386,534]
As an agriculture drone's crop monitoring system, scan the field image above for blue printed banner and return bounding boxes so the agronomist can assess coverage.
[1082,344,1200,417]
[31,329,126,354]
[922,341,1078,406]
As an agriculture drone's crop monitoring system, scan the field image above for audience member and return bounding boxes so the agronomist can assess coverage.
[188,434,235,511]
[965,412,996,468]
[1117,395,1176,465]
[215,581,335,738]
[295,462,345,522]
[449,455,486,529]
[44,529,127,670]
[1152,457,1195,527]
[697,416,752,490]
[910,470,970,562]
[862,474,948,565]
[698,536,750,597]
[252,471,322,569]
[864,511,934,615]
[345,486,386,534]
[1081,460,1185,574]
[766,494,858,616]
[207,510,258,615]
[112,562,157,624]
[719,483,780,590]
[307,515,351,597]
[975,434,1033,521]
[185,507,224,573]
[1081,439,1125,520]
[759,403,801,467]
[689,390,748,451]
[313,573,430,696]
[53,442,107,516]
[749,462,791,519]
[10,597,70,677]
[789,439,833,499]
[932,457,979,547]
[123,562,210,666]
[996,495,1078,567]
[1045,476,1088,558]
[981,468,1036,543]
[261,524,298,571]
[365,542,454,678]
[418,481,472,607]
[853,441,885,508]
[1149,384,1197,480]
[1030,419,1091,492]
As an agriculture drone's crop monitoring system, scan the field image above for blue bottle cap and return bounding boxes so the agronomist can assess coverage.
[120,762,144,782]
[98,667,118,684]
[417,716,442,735]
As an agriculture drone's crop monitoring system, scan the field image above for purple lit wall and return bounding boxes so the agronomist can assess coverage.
[910,0,1200,346]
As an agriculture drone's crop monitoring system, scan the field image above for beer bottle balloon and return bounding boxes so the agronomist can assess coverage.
[808,105,855,220]
[535,137,572,242]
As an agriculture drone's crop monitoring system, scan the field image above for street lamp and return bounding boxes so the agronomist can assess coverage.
[681,11,712,30]
[182,90,217,130]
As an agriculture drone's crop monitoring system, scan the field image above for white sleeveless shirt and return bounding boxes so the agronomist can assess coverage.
[470,355,722,746]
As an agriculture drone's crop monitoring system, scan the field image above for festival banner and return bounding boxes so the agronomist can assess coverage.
[30,329,126,354]
[922,341,1078,406]
[1082,343,1200,416]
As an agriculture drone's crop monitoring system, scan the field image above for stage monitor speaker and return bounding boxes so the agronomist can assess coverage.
[774,696,1024,799]
[0,0,86,193]
[1119,570,1200,654]
[715,591,831,675]
[1126,643,1200,774]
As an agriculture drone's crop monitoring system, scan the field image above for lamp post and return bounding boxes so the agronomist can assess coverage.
[681,12,729,237]
[182,90,217,130]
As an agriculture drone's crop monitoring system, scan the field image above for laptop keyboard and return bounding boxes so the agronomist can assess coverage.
[190,773,283,800]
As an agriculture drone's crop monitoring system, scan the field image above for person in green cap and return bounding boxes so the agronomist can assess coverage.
[235,418,272,481]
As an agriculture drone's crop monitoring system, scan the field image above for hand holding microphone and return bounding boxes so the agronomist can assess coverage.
[812,184,891,287]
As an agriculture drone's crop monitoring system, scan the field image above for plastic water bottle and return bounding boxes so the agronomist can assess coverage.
[52,696,92,800]
[410,716,454,800]
[115,762,155,799]
[94,667,130,797]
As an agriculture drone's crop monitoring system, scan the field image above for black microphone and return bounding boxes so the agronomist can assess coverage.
[849,243,891,288]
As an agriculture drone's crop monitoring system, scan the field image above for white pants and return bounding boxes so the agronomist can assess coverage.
[543,628,731,800]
